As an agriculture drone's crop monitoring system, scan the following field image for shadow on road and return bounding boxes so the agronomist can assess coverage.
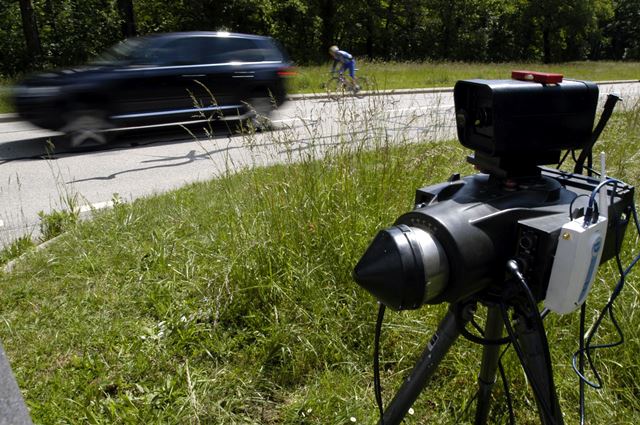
[0,123,243,164]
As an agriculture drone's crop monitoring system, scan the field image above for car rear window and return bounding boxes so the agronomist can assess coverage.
[92,38,155,65]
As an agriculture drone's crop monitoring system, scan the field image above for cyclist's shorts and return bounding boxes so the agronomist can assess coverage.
[341,60,356,78]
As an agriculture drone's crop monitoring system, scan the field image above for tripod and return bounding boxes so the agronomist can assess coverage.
[378,280,564,425]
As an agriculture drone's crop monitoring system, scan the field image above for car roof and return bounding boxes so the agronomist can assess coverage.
[146,31,274,42]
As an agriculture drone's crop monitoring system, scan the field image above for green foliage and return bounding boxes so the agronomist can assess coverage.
[605,0,640,59]
[37,208,79,241]
[0,1,29,75]
[0,0,123,73]
[3,0,640,76]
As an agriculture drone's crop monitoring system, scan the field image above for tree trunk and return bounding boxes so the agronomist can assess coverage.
[441,1,456,59]
[117,0,137,37]
[542,27,551,63]
[18,0,42,64]
[383,0,395,58]
[319,0,336,59]
[366,14,374,58]
[45,0,57,33]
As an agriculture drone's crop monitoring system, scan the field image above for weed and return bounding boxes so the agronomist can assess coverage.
[0,235,34,267]
[37,208,79,241]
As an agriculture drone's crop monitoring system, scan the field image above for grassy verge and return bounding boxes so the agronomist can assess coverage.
[0,76,13,114]
[289,60,640,94]
[1,94,639,423]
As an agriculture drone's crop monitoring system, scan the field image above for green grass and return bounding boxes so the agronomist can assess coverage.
[0,77,13,114]
[0,236,35,267]
[1,94,639,423]
[289,60,640,94]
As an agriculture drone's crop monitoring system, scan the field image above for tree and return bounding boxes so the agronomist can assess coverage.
[607,0,640,59]
[117,0,137,37]
[18,0,42,64]
[0,0,636,77]
[522,0,607,62]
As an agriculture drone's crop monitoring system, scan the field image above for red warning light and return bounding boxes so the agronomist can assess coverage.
[511,70,563,84]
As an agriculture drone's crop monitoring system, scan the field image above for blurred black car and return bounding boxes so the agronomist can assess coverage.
[13,32,295,146]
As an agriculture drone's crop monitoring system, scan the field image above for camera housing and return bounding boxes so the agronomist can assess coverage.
[454,78,598,177]
[353,77,634,311]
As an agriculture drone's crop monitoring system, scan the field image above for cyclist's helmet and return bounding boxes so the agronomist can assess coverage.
[329,45,339,54]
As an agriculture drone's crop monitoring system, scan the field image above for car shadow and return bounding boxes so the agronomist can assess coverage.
[0,122,247,164]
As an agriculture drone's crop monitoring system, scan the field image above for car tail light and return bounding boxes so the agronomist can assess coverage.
[277,67,297,77]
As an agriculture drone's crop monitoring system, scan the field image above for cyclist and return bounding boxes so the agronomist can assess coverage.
[329,45,359,91]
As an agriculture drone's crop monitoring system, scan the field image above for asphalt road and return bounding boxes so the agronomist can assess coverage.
[1,82,639,248]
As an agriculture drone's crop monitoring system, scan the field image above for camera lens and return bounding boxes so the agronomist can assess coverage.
[474,107,492,127]
[353,225,449,310]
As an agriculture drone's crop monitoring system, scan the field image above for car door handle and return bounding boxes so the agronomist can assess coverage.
[233,71,255,78]
[181,74,206,78]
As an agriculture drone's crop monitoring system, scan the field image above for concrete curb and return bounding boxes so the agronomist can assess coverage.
[0,113,18,123]
[2,235,60,274]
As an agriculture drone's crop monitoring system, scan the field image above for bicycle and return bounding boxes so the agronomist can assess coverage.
[322,71,371,100]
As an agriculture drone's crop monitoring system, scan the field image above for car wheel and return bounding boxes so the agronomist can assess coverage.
[245,95,274,131]
[61,109,113,148]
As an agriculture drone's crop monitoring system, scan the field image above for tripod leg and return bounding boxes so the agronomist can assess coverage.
[379,303,470,425]
[474,306,505,425]
[508,308,564,425]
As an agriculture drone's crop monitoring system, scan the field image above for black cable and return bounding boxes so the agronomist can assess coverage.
[541,308,551,320]
[571,150,580,165]
[497,350,516,425]
[457,389,479,424]
[557,149,571,168]
[374,302,386,424]
[459,291,554,425]
[570,201,639,420]
[576,209,627,391]
[584,178,623,225]
[568,194,590,220]
[571,205,640,387]
[504,260,558,424]
[557,150,596,170]
[458,310,511,346]
[499,302,557,425]
[579,303,586,425]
